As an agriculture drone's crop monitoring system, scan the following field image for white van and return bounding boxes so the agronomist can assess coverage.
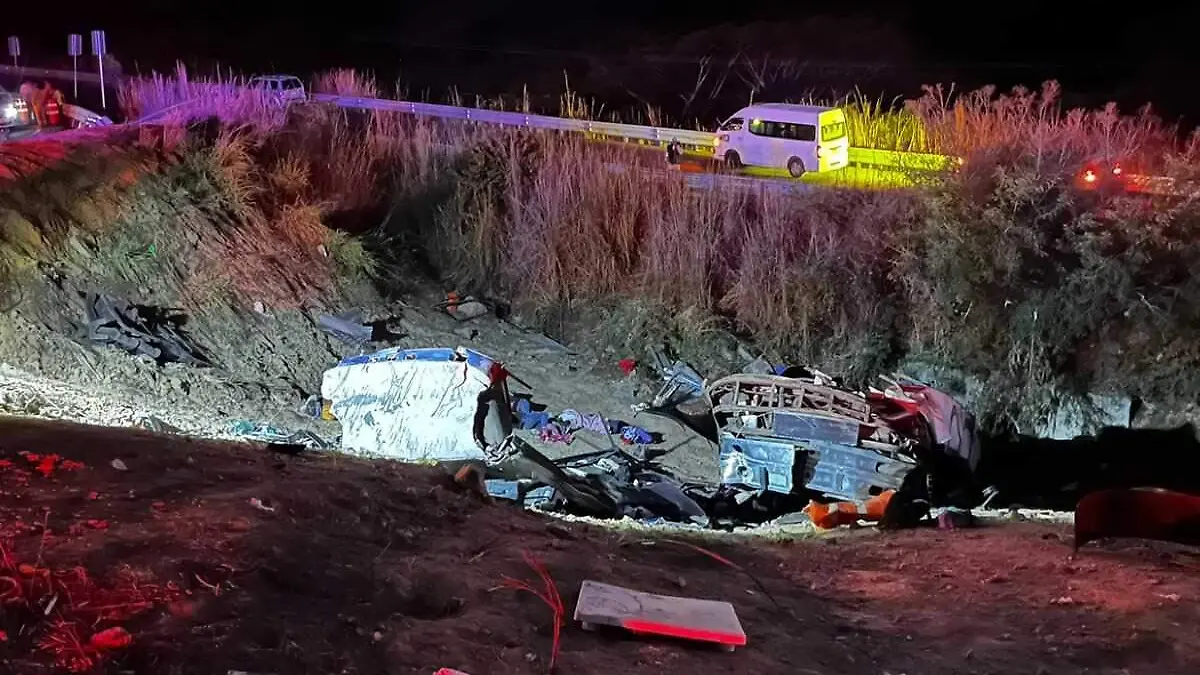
[715,103,850,177]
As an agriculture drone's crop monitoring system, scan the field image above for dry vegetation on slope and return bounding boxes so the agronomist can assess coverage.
[3,68,1200,436]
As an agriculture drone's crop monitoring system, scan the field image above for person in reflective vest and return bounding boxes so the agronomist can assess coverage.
[27,82,47,127]
[17,81,36,125]
[43,82,63,127]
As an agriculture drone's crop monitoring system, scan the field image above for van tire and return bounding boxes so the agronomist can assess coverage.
[787,157,806,178]
[725,151,742,170]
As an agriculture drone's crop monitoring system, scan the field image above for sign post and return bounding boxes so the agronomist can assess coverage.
[90,30,107,109]
[6,36,19,71]
[68,34,83,99]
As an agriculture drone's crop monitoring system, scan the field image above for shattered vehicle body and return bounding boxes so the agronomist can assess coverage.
[711,373,923,501]
[321,346,514,462]
[642,361,981,522]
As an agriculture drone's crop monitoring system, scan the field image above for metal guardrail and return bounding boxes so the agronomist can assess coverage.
[316,93,955,172]
[603,162,812,195]
[0,64,105,84]
[314,93,720,149]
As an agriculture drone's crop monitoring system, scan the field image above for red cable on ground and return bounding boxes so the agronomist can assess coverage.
[499,551,564,673]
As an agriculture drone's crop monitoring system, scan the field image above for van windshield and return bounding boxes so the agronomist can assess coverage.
[720,117,744,132]
[821,121,847,142]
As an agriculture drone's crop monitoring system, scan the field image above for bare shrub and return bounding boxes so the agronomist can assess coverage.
[313,69,379,98]
[118,62,287,129]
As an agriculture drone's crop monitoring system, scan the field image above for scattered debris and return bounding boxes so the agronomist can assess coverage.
[0,538,180,672]
[485,479,556,508]
[228,420,335,450]
[454,464,491,501]
[575,579,746,651]
[935,507,977,530]
[440,293,491,321]
[109,458,128,472]
[299,394,336,420]
[317,310,374,346]
[643,346,706,409]
[76,292,208,366]
[248,497,275,513]
[804,491,894,529]
[133,414,183,434]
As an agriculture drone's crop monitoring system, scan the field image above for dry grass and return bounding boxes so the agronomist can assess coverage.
[118,62,289,128]
[842,81,1178,165]
[6,66,1200,427]
[313,68,379,98]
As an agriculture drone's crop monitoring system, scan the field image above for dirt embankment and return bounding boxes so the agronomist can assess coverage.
[1,416,1198,675]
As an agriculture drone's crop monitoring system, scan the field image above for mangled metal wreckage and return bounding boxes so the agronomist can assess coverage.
[321,345,979,528]
[705,370,979,505]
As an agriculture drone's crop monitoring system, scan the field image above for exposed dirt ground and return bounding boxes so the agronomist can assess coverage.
[1,416,1197,675]
[0,279,719,481]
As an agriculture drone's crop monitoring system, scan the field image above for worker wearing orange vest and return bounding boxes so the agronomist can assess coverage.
[43,82,64,127]
[28,83,46,127]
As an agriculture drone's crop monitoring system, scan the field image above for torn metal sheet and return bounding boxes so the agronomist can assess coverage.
[575,580,746,649]
[719,433,795,494]
[321,347,513,462]
[647,347,706,408]
[803,440,915,502]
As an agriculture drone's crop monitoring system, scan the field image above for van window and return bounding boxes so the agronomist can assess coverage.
[282,78,303,90]
[821,121,847,142]
[749,119,816,142]
[720,117,744,132]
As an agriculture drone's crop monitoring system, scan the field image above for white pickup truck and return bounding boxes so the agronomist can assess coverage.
[247,75,307,103]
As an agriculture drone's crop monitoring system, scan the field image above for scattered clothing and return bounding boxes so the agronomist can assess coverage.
[538,422,573,444]
[513,398,550,430]
[559,409,607,434]
[620,425,654,445]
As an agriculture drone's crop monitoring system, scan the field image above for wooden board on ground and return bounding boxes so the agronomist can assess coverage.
[573,579,747,649]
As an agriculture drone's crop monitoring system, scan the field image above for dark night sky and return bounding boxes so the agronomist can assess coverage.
[6,2,1200,120]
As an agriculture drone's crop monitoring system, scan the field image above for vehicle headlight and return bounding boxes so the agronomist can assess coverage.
[2,104,15,120]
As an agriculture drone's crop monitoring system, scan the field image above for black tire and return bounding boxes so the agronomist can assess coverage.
[787,157,806,178]
[725,150,742,170]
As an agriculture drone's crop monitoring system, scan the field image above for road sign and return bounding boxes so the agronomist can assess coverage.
[90,30,106,56]
[68,34,83,99]
[90,30,108,109]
